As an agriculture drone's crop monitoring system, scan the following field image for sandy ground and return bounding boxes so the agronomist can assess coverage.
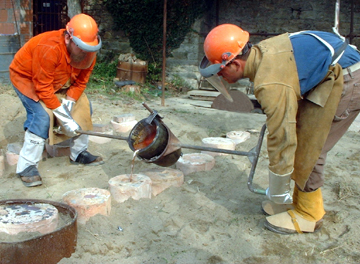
[1,87,360,264]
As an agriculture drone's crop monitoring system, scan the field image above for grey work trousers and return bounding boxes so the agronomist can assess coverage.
[304,62,360,191]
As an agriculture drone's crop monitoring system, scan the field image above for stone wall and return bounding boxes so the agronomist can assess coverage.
[164,0,360,89]
[2,0,359,89]
[8,0,354,89]
[79,0,360,89]
[83,0,132,63]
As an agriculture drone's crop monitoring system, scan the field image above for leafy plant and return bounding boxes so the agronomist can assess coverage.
[92,61,117,79]
[87,57,190,100]
[102,0,211,65]
[146,62,162,84]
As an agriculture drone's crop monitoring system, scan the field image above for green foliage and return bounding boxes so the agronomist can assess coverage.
[103,0,210,64]
[92,61,117,79]
[146,63,162,84]
[170,74,188,88]
[87,59,190,101]
[87,61,117,95]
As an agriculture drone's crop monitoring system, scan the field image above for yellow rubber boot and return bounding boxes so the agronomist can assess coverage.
[261,184,298,215]
[264,187,325,234]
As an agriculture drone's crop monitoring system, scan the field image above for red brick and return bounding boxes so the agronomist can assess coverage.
[0,23,16,34]
[24,9,32,22]
[12,9,20,25]
[23,34,32,43]
[0,0,13,9]
[20,22,30,34]
[20,0,31,9]
[0,10,8,22]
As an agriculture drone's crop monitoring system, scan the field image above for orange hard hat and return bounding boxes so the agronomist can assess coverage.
[199,24,249,103]
[66,13,102,52]
[204,24,249,64]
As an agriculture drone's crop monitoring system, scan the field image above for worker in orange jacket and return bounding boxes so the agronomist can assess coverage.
[9,13,103,187]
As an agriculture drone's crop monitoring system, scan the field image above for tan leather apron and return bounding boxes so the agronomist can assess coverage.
[293,64,343,190]
[40,85,93,145]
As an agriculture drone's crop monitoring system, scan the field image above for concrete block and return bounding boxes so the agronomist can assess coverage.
[140,168,184,196]
[113,113,135,123]
[89,124,113,144]
[62,188,111,225]
[201,137,235,157]
[6,143,22,166]
[176,153,215,175]
[111,119,137,134]
[109,174,152,203]
[226,131,251,145]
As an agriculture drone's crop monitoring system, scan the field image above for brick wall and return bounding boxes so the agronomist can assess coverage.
[0,0,16,35]
[0,0,31,84]
[0,0,32,45]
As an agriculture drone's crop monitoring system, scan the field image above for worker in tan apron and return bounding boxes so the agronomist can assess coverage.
[9,14,104,187]
[199,24,360,234]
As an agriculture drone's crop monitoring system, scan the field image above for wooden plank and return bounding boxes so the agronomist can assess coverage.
[188,96,216,101]
[189,100,213,108]
[198,86,216,91]
[187,90,220,97]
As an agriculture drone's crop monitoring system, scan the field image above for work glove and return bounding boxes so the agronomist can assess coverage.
[53,103,81,137]
[265,169,293,204]
[61,98,76,113]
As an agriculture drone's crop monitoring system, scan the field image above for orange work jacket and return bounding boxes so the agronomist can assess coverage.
[9,29,95,109]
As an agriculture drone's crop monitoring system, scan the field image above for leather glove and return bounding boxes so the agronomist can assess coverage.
[265,169,293,204]
[61,98,76,113]
[53,104,81,137]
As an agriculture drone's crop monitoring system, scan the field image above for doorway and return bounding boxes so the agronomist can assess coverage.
[33,0,68,36]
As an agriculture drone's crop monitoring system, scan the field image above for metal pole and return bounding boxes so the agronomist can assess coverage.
[161,0,167,106]
[177,143,253,156]
[349,0,354,44]
[76,130,128,141]
[334,0,340,33]
[10,0,22,47]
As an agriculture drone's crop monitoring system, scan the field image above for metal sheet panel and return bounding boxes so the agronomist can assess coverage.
[0,35,20,84]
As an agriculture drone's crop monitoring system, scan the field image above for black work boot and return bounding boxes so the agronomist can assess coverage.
[70,151,104,166]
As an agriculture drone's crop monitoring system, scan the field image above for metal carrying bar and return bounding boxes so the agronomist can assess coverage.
[78,123,267,195]
[175,124,267,194]
[77,102,267,195]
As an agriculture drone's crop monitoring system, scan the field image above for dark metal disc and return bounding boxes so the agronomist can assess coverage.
[211,90,254,113]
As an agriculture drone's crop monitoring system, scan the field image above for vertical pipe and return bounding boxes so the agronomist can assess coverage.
[350,0,354,44]
[10,0,22,47]
[161,0,167,106]
[215,0,219,26]
[334,0,340,33]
